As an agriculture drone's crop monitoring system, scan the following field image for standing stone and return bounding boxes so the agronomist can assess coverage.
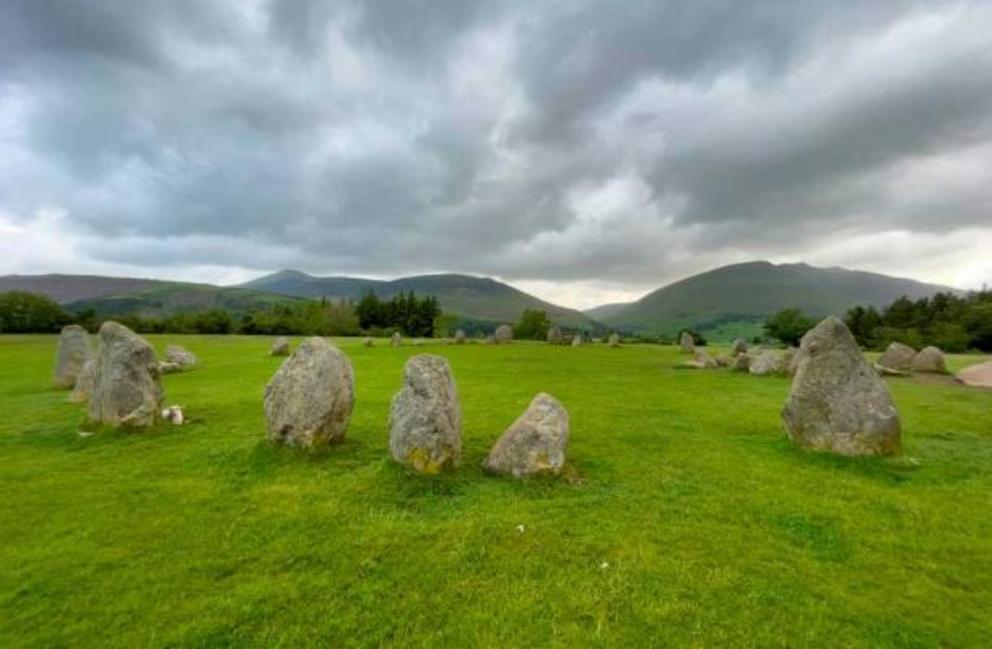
[874,342,916,375]
[785,347,801,377]
[263,337,354,448]
[571,334,582,347]
[731,338,748,356]
[454,329,467,344]
[956,360,992,388]
[53,324,91,389]
[494,324,513,344]
[364,337,375,348]
[782,316,901,456]
[88,322,164,427]
[270,337,291,356]
[389,355,461,473]
[679,331,695,353]
[484,334,496,344]
[730,353,751,372]
[608,332,621,348]
[546,326,563,344]
[391,331,402,347]
[749,350,790,376]
[484,393,569,477]
[165,344,197,369]
[70,359,97,404]
[911,346,947,373]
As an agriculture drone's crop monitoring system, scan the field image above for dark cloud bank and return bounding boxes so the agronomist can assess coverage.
[1,0,990,305]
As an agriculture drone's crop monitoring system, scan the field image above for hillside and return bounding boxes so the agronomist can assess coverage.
[64,284,304,317]
[593,261,959,337]
[0,274,162,304]
[241,270,597,328]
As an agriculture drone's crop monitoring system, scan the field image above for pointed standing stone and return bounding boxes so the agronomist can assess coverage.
[782,316,901,455]
[389,355,461,473]
[53,324,91,389]
[679,331,694,353]
[88,322,164,428]
[494,324,513,344]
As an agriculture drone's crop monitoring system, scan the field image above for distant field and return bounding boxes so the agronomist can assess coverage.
[1,335,991,647]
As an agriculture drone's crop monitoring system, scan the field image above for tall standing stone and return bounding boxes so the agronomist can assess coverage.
[88,322,164,427]
[494,324,513,344]
[389,355,461,473]
[571,334,582,347]
[454,329,467,344]
[731,338,748,356]
[53,324,91,389]
[608,332,621,348]
[391,331,402,347]
[679,331,694,353]
[263,337,354,448]
[484,393,569,477]
[782,316,901,455]
[546,326,563,344]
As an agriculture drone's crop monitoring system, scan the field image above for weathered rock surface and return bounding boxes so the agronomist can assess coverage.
[694,349,717,368]
[785,347,801,376]
[547,327,563,344]
[956,360,992,388]
[391,331,402,347]
[494,324,513,344]
[389,354,461,473]
[911,346,947,373]
[157,361,184,374]
[875,342,917,374]
[782,316,901,455]
[730,353,751,372]
[484,393,569,477]
[731,338,748,356]
[608,333,621,348]
[88,321,164,427]
[70,359,97,404]
[263,337,354,448]
[679,331,695,353]
[53,324,91,389]
[270,337,291,356]
[165,344,197,368]
[749,350,790,376]
[454,329,467,344]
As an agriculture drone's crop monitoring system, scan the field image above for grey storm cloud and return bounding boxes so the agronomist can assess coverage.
[1,0,991,287]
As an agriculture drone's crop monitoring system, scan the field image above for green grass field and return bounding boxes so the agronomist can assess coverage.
[1,335,991,647]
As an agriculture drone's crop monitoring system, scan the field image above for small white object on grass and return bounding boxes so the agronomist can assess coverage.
[515,524,525,534]
[161,405,184,425]
[78,431,93,438]
[600,561,610,570]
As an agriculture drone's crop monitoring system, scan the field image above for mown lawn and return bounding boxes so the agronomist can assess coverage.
[1,335,990,647]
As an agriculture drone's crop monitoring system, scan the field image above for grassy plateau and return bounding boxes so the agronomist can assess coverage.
[1,335,990,647]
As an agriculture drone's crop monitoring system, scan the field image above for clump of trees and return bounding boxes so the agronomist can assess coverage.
[0,292,72,333]
[764,308,817,346]
[846,290,992,352]
[514,309,552,340]
[354,291,441,337]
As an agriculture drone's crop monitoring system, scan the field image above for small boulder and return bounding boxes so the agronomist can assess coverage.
[546,327,563,344]
[364,337,374,348]
[875,342,916,375]
[88,322,164,428]
[391,331,402,347]
[494,324,513,344]
[389,355,461,473]
[484,393,569,477]
[484,334,496,344]
[571,334,582,347]
[263,337,354,448]
[270,337,291,356]
[731,338,748,356]
[694,348,717,368]
[53,324,91,389]
[454,329,467,344]
[956,360,992,388]
[157,361,184,375]
[911,346,947,374]
[164,344,197,368]
[70,359,97,404]
[749,350,790,376]
[730,353,751,372]
[782,316,901,455]
[608,332,621,348]
[679,331,694,353]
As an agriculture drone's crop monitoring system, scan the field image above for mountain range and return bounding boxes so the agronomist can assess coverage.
[0,262,960,338]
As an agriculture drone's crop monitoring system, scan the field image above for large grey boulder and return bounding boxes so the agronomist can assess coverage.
[389,355,461,473]
[956,360,992,388]
[263,337,354,448]
[608,332,621,348]
[70,359,97,404]
[494,324,513,344]
[911,346,947,373]
[53,324,91,389]
[546,327,563,345]
[270,337,291,356]
[782,316,901,456]
[164,344,197,369]
[88,322,164,427]
[875,342,916,375]
[749,350,790,376]
[679,331,694,353]
[731,338,748,356]
[484,393,569,477]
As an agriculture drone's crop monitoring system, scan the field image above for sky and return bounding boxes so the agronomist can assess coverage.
[1,1,991,310]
